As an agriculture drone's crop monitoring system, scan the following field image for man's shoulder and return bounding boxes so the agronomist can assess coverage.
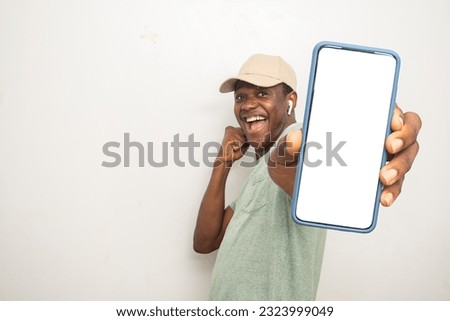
[279,122,302,142]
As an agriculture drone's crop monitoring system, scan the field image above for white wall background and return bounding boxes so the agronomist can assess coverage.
[0,0,449,300]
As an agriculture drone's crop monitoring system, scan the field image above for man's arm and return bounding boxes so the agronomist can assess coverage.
[268,105,421,205]
[193,161,233,253]
[267,131,302,197]
[193,126,248,253]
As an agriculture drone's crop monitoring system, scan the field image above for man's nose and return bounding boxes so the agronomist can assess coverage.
[241,97,258,111]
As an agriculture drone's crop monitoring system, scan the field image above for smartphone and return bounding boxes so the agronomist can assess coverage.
[291,41,400,233]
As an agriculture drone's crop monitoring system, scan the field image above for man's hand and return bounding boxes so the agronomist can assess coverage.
[268,105,421,205]
[217,126,249,167]
[267,130,302,197]
[379,105,421,206]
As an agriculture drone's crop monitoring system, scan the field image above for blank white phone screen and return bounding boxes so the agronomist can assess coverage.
[295,47,397,230]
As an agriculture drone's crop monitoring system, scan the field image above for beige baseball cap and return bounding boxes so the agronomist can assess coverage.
[219,53,297,93]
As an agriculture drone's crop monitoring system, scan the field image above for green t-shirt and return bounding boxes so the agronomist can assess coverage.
[208,123,327,301]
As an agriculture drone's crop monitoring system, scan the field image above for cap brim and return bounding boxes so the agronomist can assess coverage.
[219,74,283,93]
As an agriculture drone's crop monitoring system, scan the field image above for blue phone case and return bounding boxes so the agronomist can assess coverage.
[290,41,401,233]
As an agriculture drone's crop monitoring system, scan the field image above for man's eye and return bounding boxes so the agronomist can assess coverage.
[257,91,268,97]
[235,95,244,102]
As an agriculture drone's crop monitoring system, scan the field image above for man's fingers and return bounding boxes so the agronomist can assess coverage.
[231,140,247,152]
[218,126,249,166]
[380,106,420,207]
[227,140,249,164]
[380,175,405,207]
[386,111,422,154]
[380,141,419,186]
[390,104,404,132]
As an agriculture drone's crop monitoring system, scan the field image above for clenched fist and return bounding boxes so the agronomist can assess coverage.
[216,126,249,167]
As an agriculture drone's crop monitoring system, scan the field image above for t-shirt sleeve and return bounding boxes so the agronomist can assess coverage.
[228,199,237,211]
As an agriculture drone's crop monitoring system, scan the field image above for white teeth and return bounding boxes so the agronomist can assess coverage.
[246,115,266,122]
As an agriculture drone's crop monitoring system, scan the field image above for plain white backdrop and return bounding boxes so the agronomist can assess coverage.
[0,0,449,300]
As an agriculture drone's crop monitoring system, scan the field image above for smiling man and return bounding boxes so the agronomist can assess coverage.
[193,54,421,300]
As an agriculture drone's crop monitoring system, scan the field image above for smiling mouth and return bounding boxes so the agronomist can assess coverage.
[243,115,267,133]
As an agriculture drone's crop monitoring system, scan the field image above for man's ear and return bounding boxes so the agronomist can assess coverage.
[286,91,298,116]
[287,91,298,108]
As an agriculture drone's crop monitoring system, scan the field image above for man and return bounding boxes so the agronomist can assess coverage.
[193,54,421,300]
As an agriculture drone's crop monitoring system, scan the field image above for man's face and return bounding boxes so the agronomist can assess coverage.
[234,81,291,153]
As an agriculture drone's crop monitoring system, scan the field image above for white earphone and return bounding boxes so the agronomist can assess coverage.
[287,100,293,115]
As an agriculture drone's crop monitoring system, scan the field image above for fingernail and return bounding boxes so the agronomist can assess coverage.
[399,115,404,127]
[384,192,394,206]
[382,168,398,185]
[391,139,404,153]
